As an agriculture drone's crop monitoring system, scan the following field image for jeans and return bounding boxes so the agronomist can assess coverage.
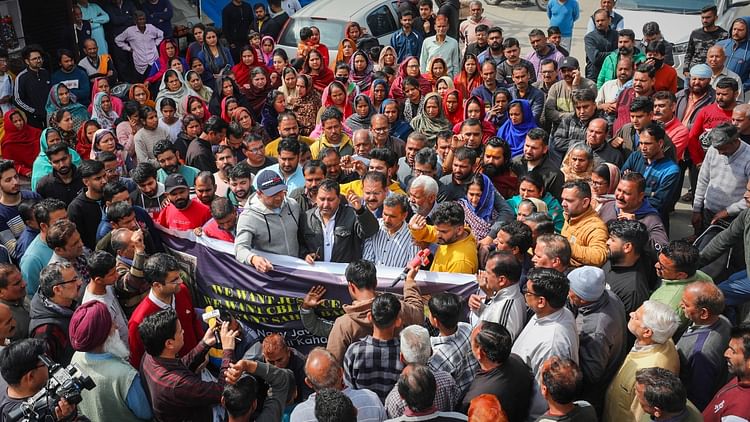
[560,37,572,51]
[719,270,750,322]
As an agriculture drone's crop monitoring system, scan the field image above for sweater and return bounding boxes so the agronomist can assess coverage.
[410,225,478,274]
[693,142,750,216]
[688,103,733,164]
[603,341,680,422]
[684,27,729,73]
[67,191,104,250]
[699,207,750,275]
[561,206,608,267]
[650,271,713,325]
[546,0,579,37]
[702,377,750,422]
[621,154,680,213]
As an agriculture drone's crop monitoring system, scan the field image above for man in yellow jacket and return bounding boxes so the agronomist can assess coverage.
[409,202,478,274]
[560,180,608,267]
[341,148,406,196]
[264,113,315,158]
[309,107,354,159]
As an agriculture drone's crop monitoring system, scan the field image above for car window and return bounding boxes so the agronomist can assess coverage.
[366,5,397,38]
[278,17,346,48]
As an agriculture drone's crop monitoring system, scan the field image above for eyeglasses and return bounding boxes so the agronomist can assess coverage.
[56,276,79,286]
[524,290,541,298]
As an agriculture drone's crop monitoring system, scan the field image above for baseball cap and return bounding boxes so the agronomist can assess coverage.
[165,173,189,193]
[559,57,579,70]
[256,169,287,196]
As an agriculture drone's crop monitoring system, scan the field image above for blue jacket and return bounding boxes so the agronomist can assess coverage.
[390,29,422,63]
[51,67,92,106]
[718,17,750,90]
[622,153,680,212]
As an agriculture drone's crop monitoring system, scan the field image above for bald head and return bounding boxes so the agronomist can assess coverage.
[682,280,725,324]
[733,104,750,134]
[707,45,726,71]
[586,118,609,148]
[304,347,343,391]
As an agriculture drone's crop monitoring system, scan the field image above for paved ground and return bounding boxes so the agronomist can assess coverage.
[481,0,694,241]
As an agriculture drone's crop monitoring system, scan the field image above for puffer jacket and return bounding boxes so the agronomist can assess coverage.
[561,206,608,267]
[718,17,750,90]
[29,293,75,365]
[234,195,302,264]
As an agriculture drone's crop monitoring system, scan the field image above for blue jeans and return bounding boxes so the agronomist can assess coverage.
[719,270,750,322]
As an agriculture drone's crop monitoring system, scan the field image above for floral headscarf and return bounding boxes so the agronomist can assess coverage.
[349,50,374,92]
[45,83,90,133]
[91,91,118,130]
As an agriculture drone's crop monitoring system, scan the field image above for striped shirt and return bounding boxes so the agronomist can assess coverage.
[470,283,527,341]
[362,220,420,268]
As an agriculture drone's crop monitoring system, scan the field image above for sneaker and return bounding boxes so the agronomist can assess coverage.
[680,192,693,203]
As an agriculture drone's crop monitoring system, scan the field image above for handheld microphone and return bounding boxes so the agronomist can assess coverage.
[202,306,221,345]
[391,249,431,287]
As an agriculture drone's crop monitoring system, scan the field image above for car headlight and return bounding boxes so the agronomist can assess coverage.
[673,42,688,55]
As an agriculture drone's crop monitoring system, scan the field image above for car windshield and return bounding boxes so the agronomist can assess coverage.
[617,0,717,13]
[278,17,347,48]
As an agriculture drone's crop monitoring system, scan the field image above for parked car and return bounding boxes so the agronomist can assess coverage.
[276,0,405,66]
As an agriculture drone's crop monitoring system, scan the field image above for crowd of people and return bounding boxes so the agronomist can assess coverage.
[0,0,749,421]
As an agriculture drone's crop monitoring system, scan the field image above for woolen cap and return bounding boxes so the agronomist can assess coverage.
[568,266,605,302]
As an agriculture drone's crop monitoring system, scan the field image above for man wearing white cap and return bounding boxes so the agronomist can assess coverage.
[567,265,627,415]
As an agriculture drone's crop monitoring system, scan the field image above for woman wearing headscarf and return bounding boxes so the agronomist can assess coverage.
[333,38,356,69]
[89,77,124,116]
[260,36,276,67]
[367,79,389,111]
[454,54,482,100]
[496,99,537,158]
[592,162,620,213]
[454,96,497,143]
[49,110,78,149]
[561,143,596,183]
[231,45,265,90]
[390,56,432,100]
[232,107,270,144]
[423,57,448,86]
[292,74,322,136]
[189,56,215,93]
[442,88,463,126]
[303,49,335,94]
[435,76,455,97]
[116,102,141,159]
[90,128,132,175]
[209,76,247,117]
[154,69,199,119]
[91,91,119,130]
[182,95,211,125]
[128,83,156,108]
[486,88,511,129]
[349,50,373,93]
[76,120,100,162]
[375,46,397,72]
[185,70,213,103]
[380,99,413,141]
[410,92,451,144]
[309,81,354,139]
[1,110,42,178]
[245,67,273,122]
[45,83,90,134]
[279,66,299,103]
[459,173,497,241]
[146,39,187,86]
[220,97,240,124]
[261,90,287,140]
[31,128,83,191]
[197,27,234,81]
[346,94,376,131]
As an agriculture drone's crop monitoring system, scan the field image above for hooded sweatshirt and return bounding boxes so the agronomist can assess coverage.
[234,195,302,265]
[29,293,75,365]
[718,17,750,90]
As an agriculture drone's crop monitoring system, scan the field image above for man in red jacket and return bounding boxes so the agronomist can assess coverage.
[127,253,203,368]
[687,76,740,167]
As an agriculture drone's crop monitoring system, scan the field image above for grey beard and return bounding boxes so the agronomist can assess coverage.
[104,331,130,360]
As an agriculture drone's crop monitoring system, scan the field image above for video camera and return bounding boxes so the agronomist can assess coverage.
[7,354,96,422]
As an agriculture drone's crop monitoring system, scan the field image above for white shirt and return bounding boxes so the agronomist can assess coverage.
[0,74,13,114]
[158,119,182,142]
[148,289,174,310]
[596,78,625,104]
[322,212,337,262]
[83,285,129,347]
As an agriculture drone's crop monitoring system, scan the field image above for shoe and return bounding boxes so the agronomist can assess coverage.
[680,192,693,203]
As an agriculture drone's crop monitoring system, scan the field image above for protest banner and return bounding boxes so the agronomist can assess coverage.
[158,227,478,352]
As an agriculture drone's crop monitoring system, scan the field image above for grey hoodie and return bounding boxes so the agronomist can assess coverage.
[234,194,302,264]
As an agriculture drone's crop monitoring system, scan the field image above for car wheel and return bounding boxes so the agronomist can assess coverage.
[535,0,548,10]
[484,0,501,5]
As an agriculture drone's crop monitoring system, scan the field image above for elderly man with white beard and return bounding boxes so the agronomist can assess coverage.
[69,300,153,422]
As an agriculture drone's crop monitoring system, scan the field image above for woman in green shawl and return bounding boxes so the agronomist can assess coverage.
[409,92,451,144]
[45,83,90,134]
[31,128,83,191]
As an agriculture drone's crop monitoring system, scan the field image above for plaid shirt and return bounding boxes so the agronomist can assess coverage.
[141,341,233,422]
[384,369,460,417]
[343,336,403,402]
[429,322,479,396]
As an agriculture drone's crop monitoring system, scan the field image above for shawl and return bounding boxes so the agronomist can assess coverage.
[487,87,511,128]
[561,144,595,182]
[31,128,82,190]
[244,67,273,116]
[200,43,233,75]
[231,106,270,142]
[454,54,482,99]
[423,57,448,85]
[128,83,156,108]
[436,75,455,91]
[45,83,90,134]
[182,95,211,123]
[260,36,275,66]
[442,88,463,126]
[451,95,497,142]
[496,99,537,157]
[90,91,118,130]
[88,78,123,116]
[460,173,496,221]
[185,70,214,102]
[349,50,374,93]
[375,46,397,72]
[261,91,283,139]
[155,70,199,119]
[409,92,451,143]
[146,39,183,84]
[334,38,356,68]
[220,96,238,123]
[209,77,249,117]
[390,57,433,100]
[345,94,376,131]
[304,60,335,94]
[279,67,299,101]
[75,121,97,160]
[380,99,413,140]
[321,81,353,119]
[1,110,41,177]
[592,163,621,212]
[292,75,322,136]
[368,79,389,110]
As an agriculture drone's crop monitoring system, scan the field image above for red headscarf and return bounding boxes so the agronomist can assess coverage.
[454,54,482,100]
[389,56,432,100]
[182,95,211,123]
[231,47,265,88]
[75,120,99,160]
[1,110,41,177]
[321,81,353,119]
[220,96,239,123]
[453,95,497,143]
[303,50,335,94]
[146,39,180,84]
[442,89,464,126]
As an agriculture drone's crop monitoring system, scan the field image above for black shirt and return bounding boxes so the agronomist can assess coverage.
[67,190,103,250]
[247,157,277,175]
[185,138,218,173]
[460,354,534,422]
[36,166,84,206]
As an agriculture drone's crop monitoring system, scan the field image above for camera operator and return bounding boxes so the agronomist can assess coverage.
[0,339,78,421]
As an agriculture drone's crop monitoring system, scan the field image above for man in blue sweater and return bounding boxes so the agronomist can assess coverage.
[51,49,91,107]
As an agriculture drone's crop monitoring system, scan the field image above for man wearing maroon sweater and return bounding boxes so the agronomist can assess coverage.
[688,76,740,167]
[128,253,204,368]
[703,325,750,421]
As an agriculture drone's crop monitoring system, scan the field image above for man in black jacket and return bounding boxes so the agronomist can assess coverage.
[260,0,289,40]
[584,9,618,80]
[35,144,85,206]
[511,128,565,200]
[186,116,228,173]
[222,0,255,63]
[67,160,107,250]
[14,45,50,128]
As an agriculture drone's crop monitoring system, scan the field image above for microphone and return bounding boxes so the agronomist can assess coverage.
[391,249,431,287]
[202,306,221,345]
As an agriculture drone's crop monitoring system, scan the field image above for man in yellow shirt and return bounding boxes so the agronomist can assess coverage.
[408,202,478,274]
[264,113,315,157]
[341,148,406,197]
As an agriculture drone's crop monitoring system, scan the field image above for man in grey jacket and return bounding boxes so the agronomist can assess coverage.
[234,169,303,273]
[567,266,627,416]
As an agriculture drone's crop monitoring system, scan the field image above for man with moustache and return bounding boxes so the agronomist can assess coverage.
[213,145,236,197]
[363,194,419,268]
[705,45,743,98]
[154,140,200,188]
[477,26,505,66]
[654,91,690,161]
[361,172,389,217]
[684,5,729,77]
[156,174,211,231]
[193,172,217,207]
[289,160,326,213]
[596,55,634,122]
[732,103,750,143]
[511,128,565,200]
[69,300,153,422]
[36,144,84,207]
[597,29,646,89]
[586,117,624,166]
[228,162,254,208]
[550,88,603,165]
[584,8,618,80]
[481,137,518,199]
[702,325,750,421]
[688,77,740,163]
[0,265,27,341]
